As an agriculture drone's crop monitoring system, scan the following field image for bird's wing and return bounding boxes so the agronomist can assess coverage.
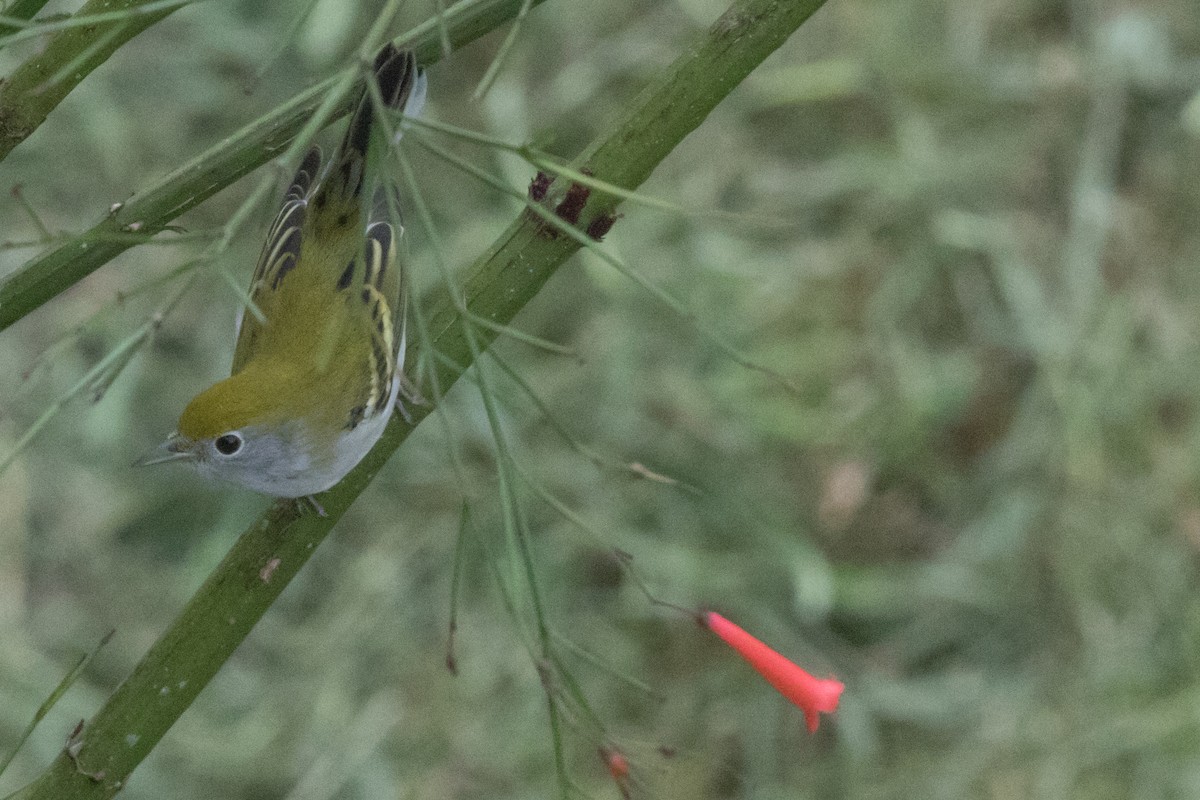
[231,147,321,374]
[358,217,402,416]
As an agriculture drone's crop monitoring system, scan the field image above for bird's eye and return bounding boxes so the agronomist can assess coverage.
[214,433,243,456]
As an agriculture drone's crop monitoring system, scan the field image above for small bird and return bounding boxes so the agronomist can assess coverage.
[143,45,427,501]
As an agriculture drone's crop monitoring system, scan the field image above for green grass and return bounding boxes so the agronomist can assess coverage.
[2,0,1200,798]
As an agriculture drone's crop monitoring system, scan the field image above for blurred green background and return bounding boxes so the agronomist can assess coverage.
[2,0,1200,797]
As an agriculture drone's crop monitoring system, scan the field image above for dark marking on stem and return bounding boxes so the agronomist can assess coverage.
[554,173,593,225]
[586,212,622,241]
[446,617,459,675]
[528,171,552,201]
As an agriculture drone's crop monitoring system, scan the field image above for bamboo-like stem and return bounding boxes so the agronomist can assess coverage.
[11,0,826,797]
[0,0,552,334]
[0,0,184,160]
[0,0,53,37]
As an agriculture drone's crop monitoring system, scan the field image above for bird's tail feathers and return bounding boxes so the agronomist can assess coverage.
[314,45,423,216]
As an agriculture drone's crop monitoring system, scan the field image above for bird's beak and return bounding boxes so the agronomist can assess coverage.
[134,433,197,467]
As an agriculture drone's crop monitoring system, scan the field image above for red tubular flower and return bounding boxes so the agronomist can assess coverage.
[705,611,844,733]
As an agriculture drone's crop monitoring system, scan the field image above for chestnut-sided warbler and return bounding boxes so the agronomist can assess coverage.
[144,45,426,500]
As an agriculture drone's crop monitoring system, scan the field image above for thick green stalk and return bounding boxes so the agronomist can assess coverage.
[0,0,182,159]
[0,0,551,334]
[0,0,53,37]
[12,0,825,797]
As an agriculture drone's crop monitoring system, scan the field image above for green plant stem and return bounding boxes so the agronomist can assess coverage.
[11,0,825,796]
[0,0,551,334]
[0,0,183,159]
[0,0,52,37]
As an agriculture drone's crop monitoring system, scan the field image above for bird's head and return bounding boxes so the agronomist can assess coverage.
[139,365,322,497]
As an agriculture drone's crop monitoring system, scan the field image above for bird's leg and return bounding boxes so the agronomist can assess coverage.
[298,495,328,517]
[394,373,426,425]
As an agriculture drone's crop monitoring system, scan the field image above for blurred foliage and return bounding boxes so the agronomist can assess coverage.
[2,0,1200,798]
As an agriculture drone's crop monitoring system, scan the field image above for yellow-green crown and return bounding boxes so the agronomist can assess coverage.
[178,363,291,440]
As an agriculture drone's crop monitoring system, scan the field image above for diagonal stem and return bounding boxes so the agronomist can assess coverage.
[11,0,826,797]
[0,0,553,334]
[0,0,191,161]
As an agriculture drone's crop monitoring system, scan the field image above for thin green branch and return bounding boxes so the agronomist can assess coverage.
[552,632,662,701]
[245,0,323,90]
[0,0,52,38]
[12,0,826,796]
[463,323,571,798]
[391,150,474,489]
[0,0,556,334]
[445,502,471,673]
[466,310,579,357]
[486,350,609,467]
[0,276,194,475]
[0,631,114,778]
[0,0,201,40]
[412,128,803,395]
[409,114,789,226]
[32,19,135,95]
[471,0,533,100]
[0,0,193,160]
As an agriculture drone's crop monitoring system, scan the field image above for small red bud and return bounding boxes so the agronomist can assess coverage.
[599,746,632,800]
